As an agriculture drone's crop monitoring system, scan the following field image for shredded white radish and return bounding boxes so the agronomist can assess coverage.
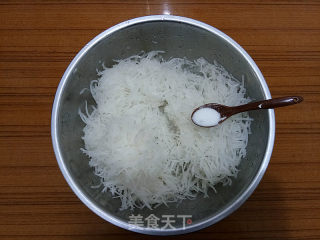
[80,51,252,210]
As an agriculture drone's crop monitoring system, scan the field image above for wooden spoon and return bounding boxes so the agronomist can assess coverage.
[191,96,304,128]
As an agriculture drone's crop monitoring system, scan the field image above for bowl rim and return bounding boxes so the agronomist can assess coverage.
[51,15,275,235]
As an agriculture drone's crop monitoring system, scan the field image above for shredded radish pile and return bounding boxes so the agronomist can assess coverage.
[80,51,252,210]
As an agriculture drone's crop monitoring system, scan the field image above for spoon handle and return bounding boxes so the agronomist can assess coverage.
[232,96,303,114]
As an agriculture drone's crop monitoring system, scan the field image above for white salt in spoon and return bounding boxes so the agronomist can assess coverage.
[191,96,303,128]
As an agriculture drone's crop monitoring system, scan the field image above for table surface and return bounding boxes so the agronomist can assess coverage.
[1,0,319,239]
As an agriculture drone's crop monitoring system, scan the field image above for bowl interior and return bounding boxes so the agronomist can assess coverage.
[55,20,270,231]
